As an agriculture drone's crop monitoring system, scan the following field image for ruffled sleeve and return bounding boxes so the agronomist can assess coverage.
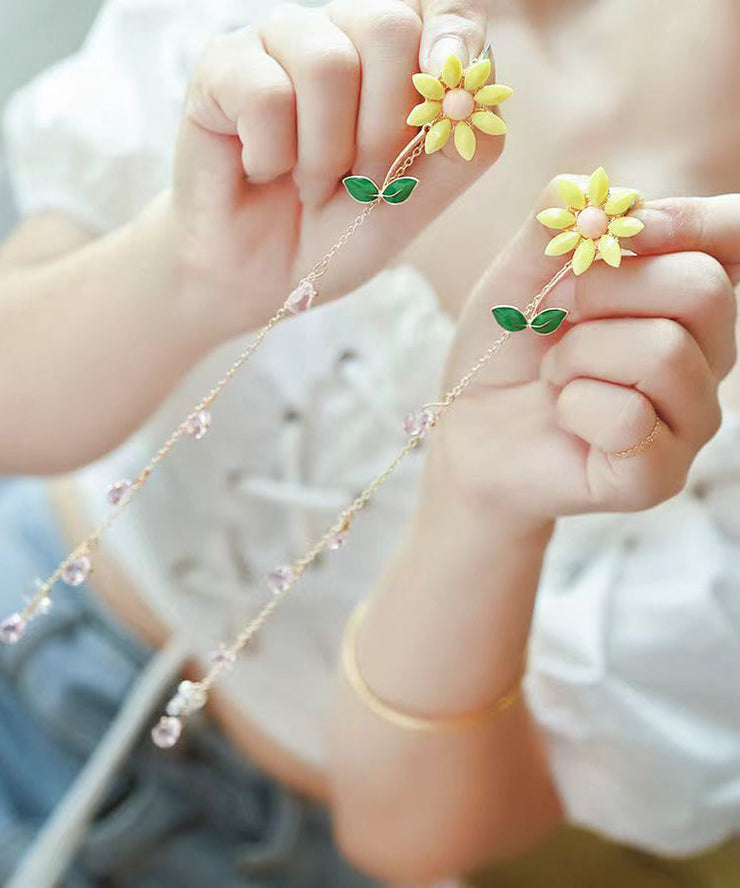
[2,0,272,231]
[527,415,740,854]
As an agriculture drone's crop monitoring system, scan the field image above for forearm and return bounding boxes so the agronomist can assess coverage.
[0,197,216,474]
[329,454,562,884]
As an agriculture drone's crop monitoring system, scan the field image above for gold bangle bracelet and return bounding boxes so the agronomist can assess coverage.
[342,602,524,733]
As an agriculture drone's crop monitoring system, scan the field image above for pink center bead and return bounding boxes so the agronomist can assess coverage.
[61,555,91,588]
[442,88,474,121]
[576,206,609,239]
[152,716,182,749]
[106,479,132,506]
[0,613,26,645]
[286,280,317,314]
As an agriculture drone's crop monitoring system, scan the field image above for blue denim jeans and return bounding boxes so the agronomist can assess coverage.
[0,479,378,887]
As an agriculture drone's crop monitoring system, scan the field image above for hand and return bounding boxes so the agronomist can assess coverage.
[167,0,504,344]
[430,187,740,525]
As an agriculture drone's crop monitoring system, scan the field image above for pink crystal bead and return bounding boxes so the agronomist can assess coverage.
[442,88,475,121]
[328,530,349,550]
[210,645,237,666]
[61,555,91,587]
[106,479,132,506]
[166,696,186,716]
[178,680,207,711]
[403,409,434,439]
[152,716,182,749]
[286,280,317,314]
[0,613,26,645]
[576,206,609,239]
[184,410,212,440]
[267,565,294,595]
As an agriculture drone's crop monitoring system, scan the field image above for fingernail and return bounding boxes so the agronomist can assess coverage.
[425,36,469,75]
[630,206,673,250]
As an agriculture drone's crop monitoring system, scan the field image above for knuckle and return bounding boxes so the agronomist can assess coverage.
[650,319,693,373]
[364,7,422,47]
[192,29,247,82]
[245,82,294,119]
[297,43,359,83]
[685,251,732,308]
[187,31,255,120]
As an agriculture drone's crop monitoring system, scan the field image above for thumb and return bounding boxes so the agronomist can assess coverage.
[417,0,489,74]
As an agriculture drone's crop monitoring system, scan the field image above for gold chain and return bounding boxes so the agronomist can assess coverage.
[19,138,429,621]
[9,127,574,741]
[199,262,574,692]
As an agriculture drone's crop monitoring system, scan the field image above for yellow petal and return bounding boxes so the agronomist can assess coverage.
[453,121,476,161]
[598,234,622,268]
[471,110,507,135]
[587,167,610,207]
[604,189,638,215]
[441,54,463,88]
[406,100,442,126]
[572,238,596,276]
[608,216,645,238]
[424,117,452,154]
[557,178,586,211]
[464,58,491,91]
[536,208,577,230]
[474,84,514,106]
[545,231,582,256]
[412,73,445,101]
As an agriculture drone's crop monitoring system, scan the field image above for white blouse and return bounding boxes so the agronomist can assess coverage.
[5,0,740,858]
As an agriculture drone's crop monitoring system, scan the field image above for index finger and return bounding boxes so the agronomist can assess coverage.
[632,195,740,283]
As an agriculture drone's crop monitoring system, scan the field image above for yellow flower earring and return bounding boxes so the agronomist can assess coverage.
[491,167,647,337]
[343,46,513,204]
[407,52,513,161]
[537,168,645,275]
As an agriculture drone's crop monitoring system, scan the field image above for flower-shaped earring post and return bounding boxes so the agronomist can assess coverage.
[492,167,647,336]
[407,53,513,160]
[537,168,645,275]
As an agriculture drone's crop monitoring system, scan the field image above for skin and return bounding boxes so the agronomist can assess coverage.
[0,0,738,882]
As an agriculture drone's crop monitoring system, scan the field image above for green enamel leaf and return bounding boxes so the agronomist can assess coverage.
[382,177,419,204]
[530,308,568,336]
[491,305,528,332]
[343,176,380,203]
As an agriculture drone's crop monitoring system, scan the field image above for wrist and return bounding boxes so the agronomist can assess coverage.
[419,434,555,546]
[358,460,552,716]
[136,193,264,353]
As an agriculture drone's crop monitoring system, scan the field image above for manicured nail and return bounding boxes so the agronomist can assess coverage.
[426,37,468,76]
[629,206,673,250]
